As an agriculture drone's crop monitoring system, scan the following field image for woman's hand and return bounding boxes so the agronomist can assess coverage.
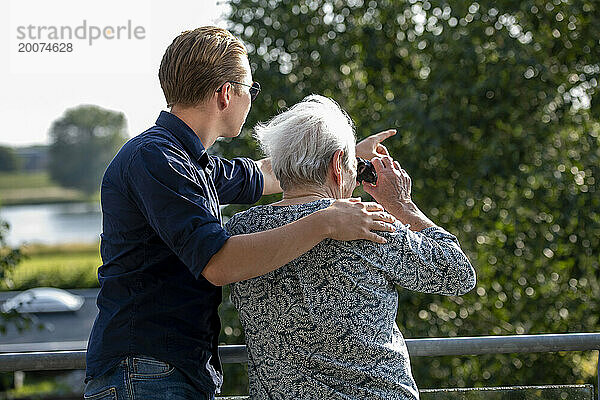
[355,129,396,160]
[362,156,412,207]
[318,198,397,243]
[362,156,436,231]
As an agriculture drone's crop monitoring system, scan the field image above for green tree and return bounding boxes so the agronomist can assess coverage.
[0,146,20,172]
[0,219,29,334]
[48,105,127,195]
[217,0,600,392]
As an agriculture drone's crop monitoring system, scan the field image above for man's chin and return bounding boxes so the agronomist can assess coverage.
[222,129,243,139]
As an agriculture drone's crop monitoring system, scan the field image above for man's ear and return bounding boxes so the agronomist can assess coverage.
[216,82,233,110]
[330,149,344,185]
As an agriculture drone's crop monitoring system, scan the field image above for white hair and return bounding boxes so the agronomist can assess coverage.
[254,95,356,191]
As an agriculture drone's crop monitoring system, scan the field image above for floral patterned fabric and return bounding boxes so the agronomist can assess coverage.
[225,199,476,400]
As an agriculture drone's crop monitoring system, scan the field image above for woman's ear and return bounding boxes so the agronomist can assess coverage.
[330,149,344,185]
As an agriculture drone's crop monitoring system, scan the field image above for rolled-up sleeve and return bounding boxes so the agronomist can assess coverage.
[210,156,264,205]
[125,142,230,279]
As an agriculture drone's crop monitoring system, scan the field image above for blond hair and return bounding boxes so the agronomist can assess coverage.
[159,26,248,107]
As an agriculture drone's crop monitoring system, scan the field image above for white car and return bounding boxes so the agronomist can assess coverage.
[1,287,84,313]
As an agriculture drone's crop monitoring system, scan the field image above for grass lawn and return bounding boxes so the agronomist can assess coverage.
[0,172,93,205]
[0,172,58,190]
[1,242,101,290]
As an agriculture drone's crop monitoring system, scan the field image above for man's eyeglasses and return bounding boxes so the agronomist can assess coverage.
[216,81,261,101]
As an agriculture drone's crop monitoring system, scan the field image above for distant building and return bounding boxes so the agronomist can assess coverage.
[15,145,49,172]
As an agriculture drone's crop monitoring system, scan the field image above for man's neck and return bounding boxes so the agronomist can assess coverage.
[170,105,220,149]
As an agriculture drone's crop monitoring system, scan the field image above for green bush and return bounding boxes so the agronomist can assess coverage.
[1,243,100,291]
[219,0,600,389]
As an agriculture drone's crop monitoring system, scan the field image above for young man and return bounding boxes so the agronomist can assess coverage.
[84,26,397,399]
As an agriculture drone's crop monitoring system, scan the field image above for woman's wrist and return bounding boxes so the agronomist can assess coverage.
[386,199,415,219]
[389,200,436,231]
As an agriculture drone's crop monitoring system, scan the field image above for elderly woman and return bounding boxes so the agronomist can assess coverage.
[225,95,475,399]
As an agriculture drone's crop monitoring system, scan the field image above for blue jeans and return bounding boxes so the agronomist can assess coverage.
[83,355,215,400]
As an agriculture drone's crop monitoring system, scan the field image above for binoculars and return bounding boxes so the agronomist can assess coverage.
[356,157,377,184]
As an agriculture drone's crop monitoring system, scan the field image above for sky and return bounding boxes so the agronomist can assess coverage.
[0,0,229,147]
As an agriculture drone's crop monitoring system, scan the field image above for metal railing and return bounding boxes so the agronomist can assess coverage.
[2,332,598,367]
[1,333,599,397]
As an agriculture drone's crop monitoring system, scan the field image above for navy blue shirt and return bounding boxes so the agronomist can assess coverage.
[86,111,264,392]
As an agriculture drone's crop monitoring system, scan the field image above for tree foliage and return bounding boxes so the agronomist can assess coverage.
[48,105,127,195]
[0,219,31,335]
[217,0,600,391]
[0,146,20,172]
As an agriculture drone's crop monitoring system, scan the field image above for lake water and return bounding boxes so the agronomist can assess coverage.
[0,202,102,246]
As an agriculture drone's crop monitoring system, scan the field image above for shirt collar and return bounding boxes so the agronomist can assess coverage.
[155,111,211,170]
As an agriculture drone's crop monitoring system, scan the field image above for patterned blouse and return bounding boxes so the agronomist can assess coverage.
[225,199,475,400]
